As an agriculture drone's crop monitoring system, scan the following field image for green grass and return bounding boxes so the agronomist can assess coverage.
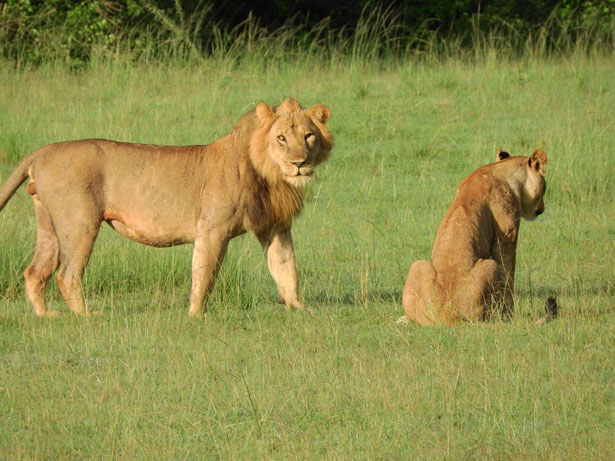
[0,54,614,458]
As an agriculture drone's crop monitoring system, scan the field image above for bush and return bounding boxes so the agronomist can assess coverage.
[0,0,613,66]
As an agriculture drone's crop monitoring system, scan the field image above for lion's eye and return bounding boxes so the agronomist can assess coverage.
[277,135,286,143]
[305,133,314,141]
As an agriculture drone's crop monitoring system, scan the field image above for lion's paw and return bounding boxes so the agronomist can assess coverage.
[38,310,61,318]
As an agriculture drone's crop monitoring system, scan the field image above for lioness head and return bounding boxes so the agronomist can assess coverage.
[250,98,333,188]
[519,149,547,221]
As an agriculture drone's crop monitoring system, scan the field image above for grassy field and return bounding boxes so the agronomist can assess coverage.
[0,53,614,458]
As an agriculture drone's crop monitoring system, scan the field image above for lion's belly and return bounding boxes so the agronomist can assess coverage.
[102,174,201,247]
[105,214,196,248]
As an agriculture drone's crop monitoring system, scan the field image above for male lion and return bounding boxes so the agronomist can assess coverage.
[0,97,333,317]
[401,149,548,326]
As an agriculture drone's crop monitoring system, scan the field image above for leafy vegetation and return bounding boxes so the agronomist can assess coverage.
[1,0,614,65]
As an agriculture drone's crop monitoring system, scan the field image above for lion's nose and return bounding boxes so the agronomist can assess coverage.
[536,209,544,216]
[292,160,306,168]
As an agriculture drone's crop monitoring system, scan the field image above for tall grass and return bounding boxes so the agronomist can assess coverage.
[0,5,614,459]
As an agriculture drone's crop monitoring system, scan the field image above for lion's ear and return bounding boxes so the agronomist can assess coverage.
[529,149,547,175]
[256,103,274,123]
[497,148,510,161]
[307,104,330,124]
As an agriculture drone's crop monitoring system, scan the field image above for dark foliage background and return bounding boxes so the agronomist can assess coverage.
[1,0,613,64]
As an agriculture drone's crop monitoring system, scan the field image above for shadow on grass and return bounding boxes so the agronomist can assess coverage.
[516,283,614,297]
[310,289,401,307]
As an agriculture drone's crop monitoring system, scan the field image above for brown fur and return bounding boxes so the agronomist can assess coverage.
[0,97,333,317]
[401,149,548,326]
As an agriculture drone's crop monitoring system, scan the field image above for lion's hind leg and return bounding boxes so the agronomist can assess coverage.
[23,199,60,317]
[50,203,103,316]
[402,260,448,325]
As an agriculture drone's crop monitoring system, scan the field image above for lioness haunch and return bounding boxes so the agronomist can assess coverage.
[401,149,548,326]
[0,98,333,317]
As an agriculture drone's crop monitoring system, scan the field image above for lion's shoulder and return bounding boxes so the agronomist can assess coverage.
[434,159,523,261]
[457,158,527,201]
[232,108,261,133]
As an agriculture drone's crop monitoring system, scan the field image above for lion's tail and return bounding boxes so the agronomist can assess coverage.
[0,152,37,212]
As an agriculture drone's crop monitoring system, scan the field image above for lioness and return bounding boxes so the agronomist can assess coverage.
[401,149,547,326]
[0,97,333,317]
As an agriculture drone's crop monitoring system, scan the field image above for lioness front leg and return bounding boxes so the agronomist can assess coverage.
[188,231,229,317]
[492,238,518,318]
[257,228,304,310]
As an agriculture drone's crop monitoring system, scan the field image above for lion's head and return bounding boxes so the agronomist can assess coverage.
[249,98,333,188]
[519,149,547,221]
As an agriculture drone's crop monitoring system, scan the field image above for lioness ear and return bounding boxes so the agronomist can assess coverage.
[497,148,510,161]
[280,97,301,113]
[529,149,547,175]
[256,103,274,123]
[307,104,330,124]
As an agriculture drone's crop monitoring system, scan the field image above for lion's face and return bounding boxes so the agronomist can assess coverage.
[267,111,323,187]
[251,98,332,188]
[520,150,547,221]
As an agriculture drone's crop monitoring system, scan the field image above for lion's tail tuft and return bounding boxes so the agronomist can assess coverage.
[545,296,558,321]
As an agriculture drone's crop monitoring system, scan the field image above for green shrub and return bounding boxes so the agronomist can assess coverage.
[1,1,614,66]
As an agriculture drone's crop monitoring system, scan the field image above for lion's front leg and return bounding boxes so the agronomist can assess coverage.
[492,238,518,318]
[257,227,304,310]
[457,259,502,322]
[188,230,230,317]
